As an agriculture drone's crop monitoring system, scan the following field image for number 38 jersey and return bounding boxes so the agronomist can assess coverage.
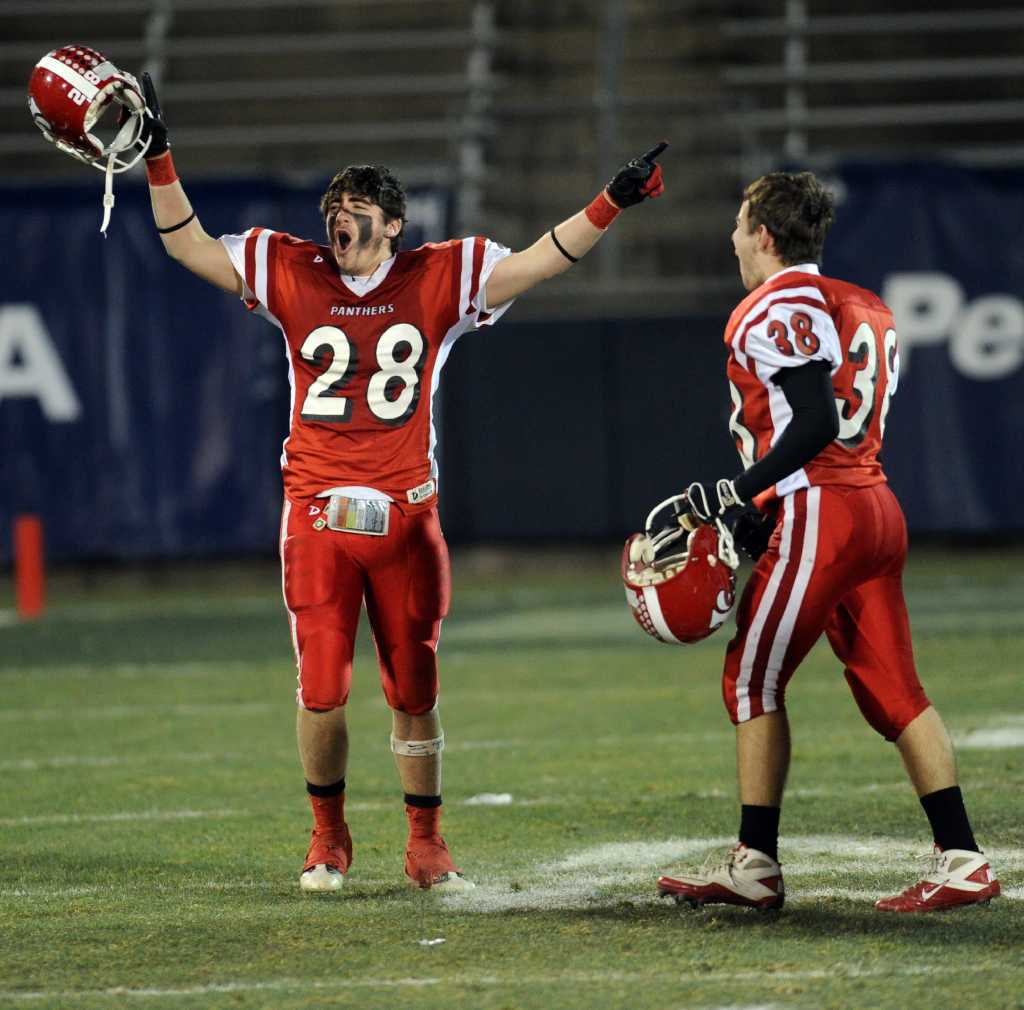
[220,230,512,506]
[725,263,900,507]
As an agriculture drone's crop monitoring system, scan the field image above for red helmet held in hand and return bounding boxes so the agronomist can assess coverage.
[28,44,150,172]
[622,520,738,645]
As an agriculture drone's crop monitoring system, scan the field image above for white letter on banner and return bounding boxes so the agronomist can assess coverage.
[882,272,963,375]
[0,304,82,422]
[950,295,1024,381]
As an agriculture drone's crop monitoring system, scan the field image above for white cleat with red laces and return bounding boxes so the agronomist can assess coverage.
[875,846,1000,912]
[658,843,784,911]
[299,826,353,894]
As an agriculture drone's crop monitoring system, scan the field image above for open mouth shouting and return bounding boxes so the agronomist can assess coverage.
[334,225,356,256]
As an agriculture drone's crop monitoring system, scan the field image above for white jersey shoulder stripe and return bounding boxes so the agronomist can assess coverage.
[253,229,274,309]
[459,238,475,319]
[732,284,827,342]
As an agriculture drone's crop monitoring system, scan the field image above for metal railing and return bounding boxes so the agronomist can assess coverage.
[5,0,1024,312]
[722,1,1024,170]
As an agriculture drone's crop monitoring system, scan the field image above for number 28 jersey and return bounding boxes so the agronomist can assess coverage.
[220,230,512,506]
[725,263,900,507]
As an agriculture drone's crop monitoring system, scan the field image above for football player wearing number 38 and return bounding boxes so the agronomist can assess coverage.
[651,172,999,913]
[136,72,666,894]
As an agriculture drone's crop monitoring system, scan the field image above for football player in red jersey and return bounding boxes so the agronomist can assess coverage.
[649,172,999,913]
[134,74,666,893]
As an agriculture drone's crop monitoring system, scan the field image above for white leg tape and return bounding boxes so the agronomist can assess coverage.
[390,733,445,757]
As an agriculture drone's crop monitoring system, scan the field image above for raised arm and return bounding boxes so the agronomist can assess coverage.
[484,142,668,307]
[137,74,241,296]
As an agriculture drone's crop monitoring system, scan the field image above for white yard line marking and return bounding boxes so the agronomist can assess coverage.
[0,879,402,899]
[0,752,236,772]
[1,963,1018,1002]
[0,660,257,681]
[441,605,636,642]
[445,739,527,751]
[0,808,241,828]
[950,712,1024,753]
[1,886,102,898]
[954,728,1024,749]
[703,1006,782,1010]
[443,834,1024,914]
[0,701,275,722]
[464,793,514,805]
[24,597,280,623]
[0,798,508,828]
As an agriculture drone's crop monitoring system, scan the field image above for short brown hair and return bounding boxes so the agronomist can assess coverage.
[743,171,835,265]
[319,164,407,252]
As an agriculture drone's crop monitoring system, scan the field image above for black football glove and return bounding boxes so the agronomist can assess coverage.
[139,72,170,158]
[683,478,745,524]
[120,71,170,159]
[730,508,775,562]
[605,141,668,208]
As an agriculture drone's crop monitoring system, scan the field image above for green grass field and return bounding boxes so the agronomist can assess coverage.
[1,546,1022,1010]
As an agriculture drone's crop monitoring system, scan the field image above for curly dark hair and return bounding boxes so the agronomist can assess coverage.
[319,164,407,252]
[743,171,835,265]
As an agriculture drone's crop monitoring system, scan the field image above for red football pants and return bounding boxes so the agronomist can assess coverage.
[723,483,930,741]
[279,499,451,714]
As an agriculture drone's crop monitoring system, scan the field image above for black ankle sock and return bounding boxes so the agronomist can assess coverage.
[920,786,978,852]
[306,777,345,798]
[404,793,442,808]
[739,804,781,861]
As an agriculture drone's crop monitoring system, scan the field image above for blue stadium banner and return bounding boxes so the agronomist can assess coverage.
[2,164,1022,562]
[822,162,1024,534]
[0,178,450,562]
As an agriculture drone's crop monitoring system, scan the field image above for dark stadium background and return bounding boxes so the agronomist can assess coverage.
[2,0,1023,561]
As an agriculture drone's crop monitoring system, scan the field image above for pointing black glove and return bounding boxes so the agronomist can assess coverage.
[605,141,668,208]
[139,72,170,159]
[121,71,170,159]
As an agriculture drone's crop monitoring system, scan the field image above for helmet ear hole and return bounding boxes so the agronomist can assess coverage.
[85,95,120,146]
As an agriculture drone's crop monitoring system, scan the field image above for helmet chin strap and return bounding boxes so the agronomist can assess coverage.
[100,152,116,236]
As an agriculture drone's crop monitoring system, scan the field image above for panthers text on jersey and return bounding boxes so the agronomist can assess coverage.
[220,229,512,506]
[725,263,899,507]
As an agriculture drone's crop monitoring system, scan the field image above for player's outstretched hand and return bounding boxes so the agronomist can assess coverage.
[139,73,170,158]
[605,141,668,208]
[121,71,170,159]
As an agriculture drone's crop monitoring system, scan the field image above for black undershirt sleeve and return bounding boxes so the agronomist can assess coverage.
[732,360,840,503]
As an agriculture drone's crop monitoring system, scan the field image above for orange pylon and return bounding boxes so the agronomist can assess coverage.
[14,514,45,619]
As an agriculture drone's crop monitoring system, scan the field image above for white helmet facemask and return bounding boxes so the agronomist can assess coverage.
[82,79,151,234]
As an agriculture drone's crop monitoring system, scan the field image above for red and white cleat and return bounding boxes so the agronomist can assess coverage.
[405,834,475,892]
[300,826,353,894]
[875,847,1000,912]
[658,843,784,911]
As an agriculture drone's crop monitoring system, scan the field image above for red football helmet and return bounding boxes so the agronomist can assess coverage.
[622,518,738,645]
[27,44,149,172]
